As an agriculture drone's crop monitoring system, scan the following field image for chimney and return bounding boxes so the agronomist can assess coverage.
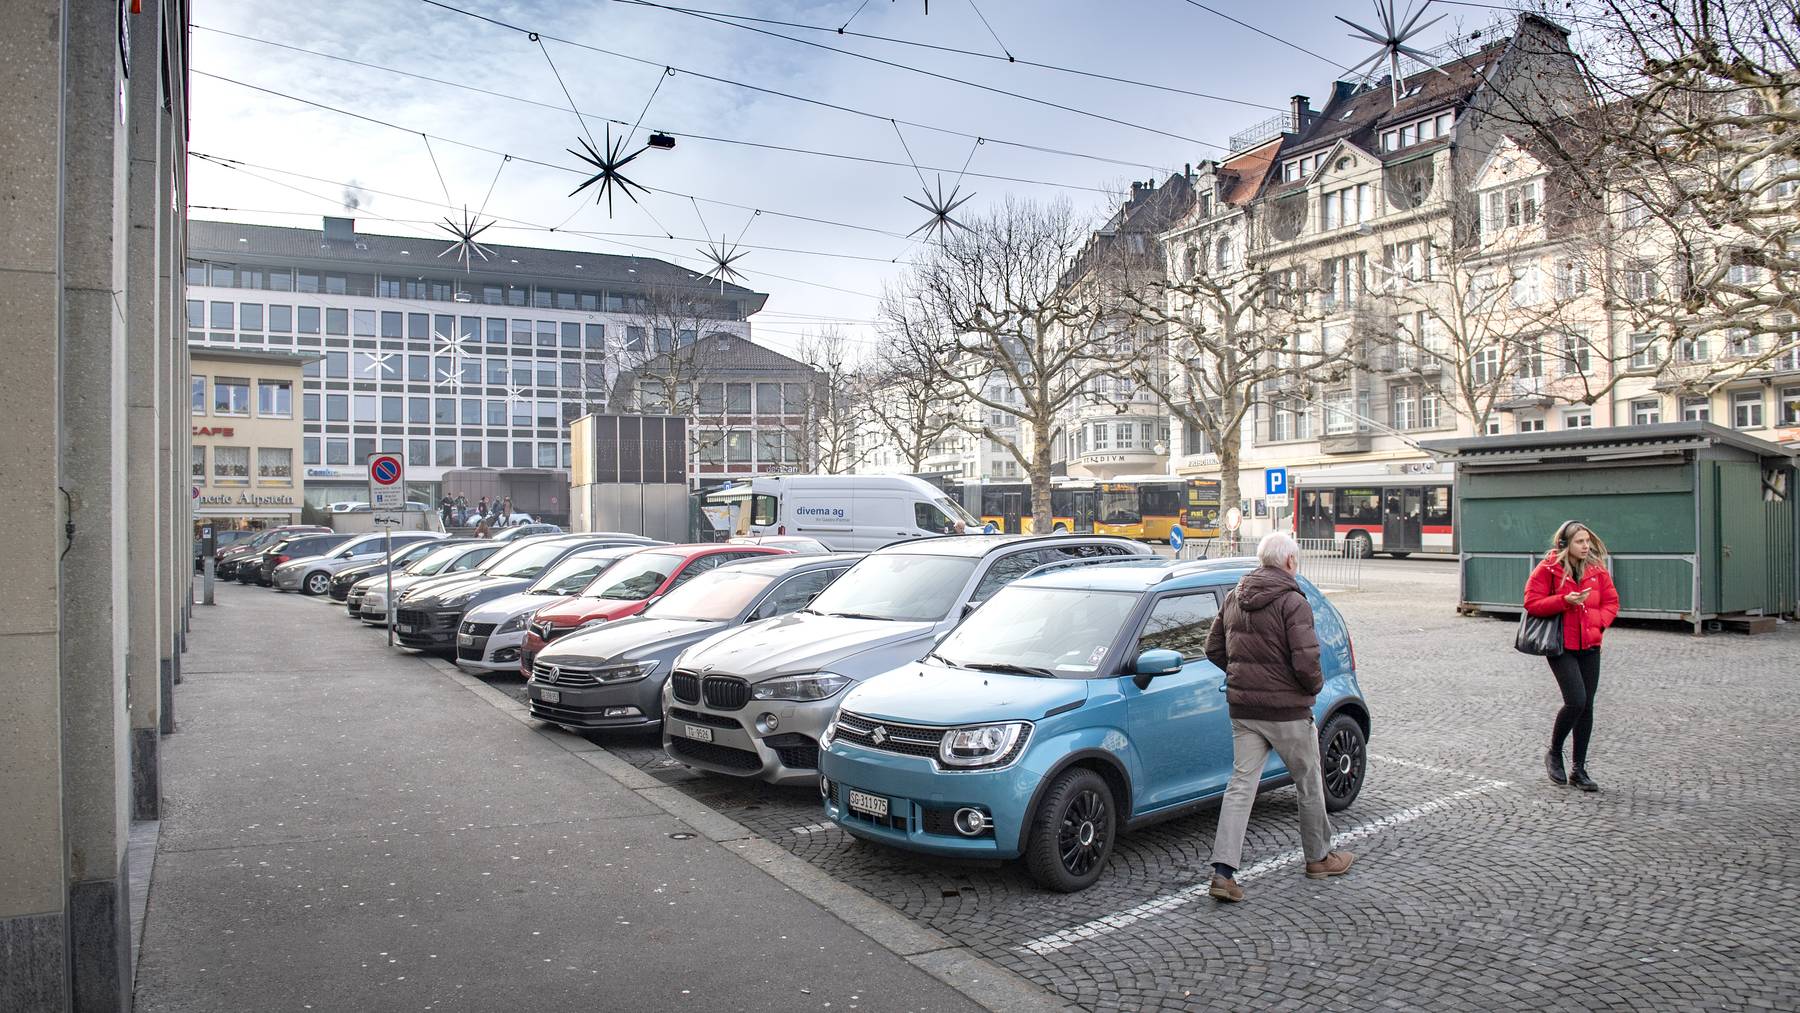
[1290,95,1312,132]
[1130,179,1153,204]
[322,216,356,242]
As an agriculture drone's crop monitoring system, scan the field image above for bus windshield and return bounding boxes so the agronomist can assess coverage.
[1098,486,1139,526]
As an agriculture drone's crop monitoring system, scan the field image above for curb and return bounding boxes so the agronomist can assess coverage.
[419,655,1078,1013]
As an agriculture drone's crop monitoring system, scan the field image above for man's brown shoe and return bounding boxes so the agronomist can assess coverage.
[1208,875,1244,903]
[1304,851,1356,879]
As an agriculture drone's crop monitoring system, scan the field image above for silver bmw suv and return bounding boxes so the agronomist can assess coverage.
[661,535,1151,785]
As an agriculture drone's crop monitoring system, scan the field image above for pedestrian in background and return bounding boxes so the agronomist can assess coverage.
[473,517,491,538]
[477,496,489,521]
[501,496,514,525]
[438,494,453,530]
[1524,520,1619,792]
[1203,531,1354,903]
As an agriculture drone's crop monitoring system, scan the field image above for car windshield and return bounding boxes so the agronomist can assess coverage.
[583,553,684,601]
[937,496,982,528]
[487,540,575,579]
[393,541,440,565]
[647,569,775,621]
[804,554,978,622]
[933,587,1139,678]
[406,545,469,575]
[529,551,627,595]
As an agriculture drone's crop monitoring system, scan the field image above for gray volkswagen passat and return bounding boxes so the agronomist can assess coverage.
[273,530,444,595]
[528,553,860,735]
[391,535,655,652]
[661,535,1151,785]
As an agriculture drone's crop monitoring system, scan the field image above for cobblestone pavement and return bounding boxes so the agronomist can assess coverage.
[448,560,1800,1011]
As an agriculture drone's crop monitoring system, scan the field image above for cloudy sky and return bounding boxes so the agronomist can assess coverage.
[188,0,1515,356]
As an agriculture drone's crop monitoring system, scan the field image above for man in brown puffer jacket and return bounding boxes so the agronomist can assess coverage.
[1201,531,1353,902]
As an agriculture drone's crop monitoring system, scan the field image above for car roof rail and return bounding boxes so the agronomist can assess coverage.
[1155,555,1259,583]
[1021,555,1155,580]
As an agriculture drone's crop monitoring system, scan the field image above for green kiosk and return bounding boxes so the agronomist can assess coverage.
[1424,423,1797,634]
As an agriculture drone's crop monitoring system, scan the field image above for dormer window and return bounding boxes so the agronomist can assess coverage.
[1381,111,1454,152]
[1281,152,1325,182]
[1480,179,1541,238]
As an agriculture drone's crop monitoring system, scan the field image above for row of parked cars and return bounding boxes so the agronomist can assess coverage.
[246,525,1373,892]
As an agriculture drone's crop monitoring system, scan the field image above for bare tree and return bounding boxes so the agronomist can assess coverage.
[1119,246,1334,513]
[869,279,965,473]
[888,197,1131,531]
[789,328,869,475]
[1481,1,1800,382]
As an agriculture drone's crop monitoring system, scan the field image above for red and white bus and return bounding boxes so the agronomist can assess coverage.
[1292,464,1455,558]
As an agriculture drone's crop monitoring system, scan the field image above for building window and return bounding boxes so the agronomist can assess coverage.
[210,301,234,330]
[325,394,348,422]
[487,400,506,426]
[1323,388,1358,435]
[257,380,292,418]
[325,351,348,378]
[268,304,293,333]
[1391,385,1417,430]
[325,307,349,336]
[191,445,205,480]
[297,306,321,335]
[356,351,399,380]
[302,437,320,466]
[191,375,205,415]
[434,440,455,467]
[725,431,752,463]
[1732,389,1764,429]
[696,430,724,465]
[511,441,532,467]
[257,447,293,486]
[213,377,251,416]
[1518,417,1546,433]
[1090,422,1109,451]
[1562,408,1593,429]
[1677,336,1709,363]
[354,437,375,464]
[463,440,482,467]
[536,400,557,428]
[1629,334,1660,371]
[536,443,558,468]
[726,383,753,414]
[382,396,403,424]
[303,393,320,422]
[585,323,605,348]
[1631,399,1662,426]
[213,445,250,485]
[407,397,428,424]
[239,303,263,331]
[322,438,348,466]
[1484,419,1502,436]
[1555,259,1587,299]
[1681,396,1710,422]
[1622,262,1659,301]
[435,399,455,425]
[756,383,783,414]
[1481,180,1540,235]
[461,399,481,425]
[1320,183,1369,231]
[1420,386,1441,429]
[1780,386,1800,426]
[1559,332,1592,375]
[353,309,377,337]
[1471,348,1500,385]
[354,395,377,423]
[407,439,429,467]
[186,300,203,329]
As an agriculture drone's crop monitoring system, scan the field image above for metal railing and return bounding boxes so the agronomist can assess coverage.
[1176,537,1364,590]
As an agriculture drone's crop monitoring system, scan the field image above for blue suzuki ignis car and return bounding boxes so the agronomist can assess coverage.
[817,558,1370,892]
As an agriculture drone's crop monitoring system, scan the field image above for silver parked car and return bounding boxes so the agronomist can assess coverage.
[661,535,1151,785]
[272,530,445,595]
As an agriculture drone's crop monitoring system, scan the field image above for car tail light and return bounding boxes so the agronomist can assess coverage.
[274,554,290,565]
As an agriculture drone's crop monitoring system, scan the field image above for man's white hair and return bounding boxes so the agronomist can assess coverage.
[1257,531,1301,570]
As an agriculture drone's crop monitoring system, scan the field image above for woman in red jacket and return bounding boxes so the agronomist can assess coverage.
[1523,520,1620,792]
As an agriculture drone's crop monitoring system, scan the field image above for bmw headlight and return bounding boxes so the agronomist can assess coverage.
[751,673,851,702]
[495,613,529,635]
[937,722,1030,769]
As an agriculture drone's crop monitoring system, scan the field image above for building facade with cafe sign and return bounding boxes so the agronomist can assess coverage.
[190,346,316,531]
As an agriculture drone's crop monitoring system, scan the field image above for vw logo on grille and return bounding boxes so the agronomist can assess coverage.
[870,725,889,745]
[542,665,559,683]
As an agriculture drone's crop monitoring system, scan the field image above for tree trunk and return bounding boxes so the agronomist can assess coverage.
[1218,433,1241,536]
[1030,433,1052,533]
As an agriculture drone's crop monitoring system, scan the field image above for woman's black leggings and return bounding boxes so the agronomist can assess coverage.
[1547,648,1602,767]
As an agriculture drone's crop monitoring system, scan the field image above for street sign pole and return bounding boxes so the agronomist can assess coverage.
[368,453,407,649]
[384,524,393,649]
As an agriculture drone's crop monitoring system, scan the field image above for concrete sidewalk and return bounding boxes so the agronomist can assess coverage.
[132,585,996,1013]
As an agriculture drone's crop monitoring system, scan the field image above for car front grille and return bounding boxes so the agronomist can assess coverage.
[395,609,457,632]
[701,676,750,711]
[764,733,818,771]
[667,736,762,772]
[531,662,599,687]
[346,589,366,612]
[461,621,497,638]
[671,671,701,704]
[834,711,948,759]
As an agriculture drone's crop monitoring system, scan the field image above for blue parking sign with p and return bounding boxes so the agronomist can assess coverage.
[1265,468,1288,497]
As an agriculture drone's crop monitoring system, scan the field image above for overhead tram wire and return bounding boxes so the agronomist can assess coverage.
[193,70,922,244]
[189,27,1125,193]
[605,0,1293,114]
[465,0,1228,150]
[413,0,1183,172]
[188,152,912,264]
[1174,0,1351,71]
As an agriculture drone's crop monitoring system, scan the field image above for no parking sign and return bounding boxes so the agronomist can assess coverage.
[367,453,405,511]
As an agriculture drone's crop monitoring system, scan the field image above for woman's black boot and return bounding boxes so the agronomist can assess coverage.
[1544,748,1567,786]
[1568,768,1599,792]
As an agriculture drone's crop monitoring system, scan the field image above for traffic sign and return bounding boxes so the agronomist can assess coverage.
[1265,467,1290,509]
[367,453,406,511]
[1168,525,1185,552]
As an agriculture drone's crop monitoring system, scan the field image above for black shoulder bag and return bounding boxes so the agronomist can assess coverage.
[1513,609,1564,657]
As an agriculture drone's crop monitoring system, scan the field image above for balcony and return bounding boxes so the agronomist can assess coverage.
[1318,431,1372,455]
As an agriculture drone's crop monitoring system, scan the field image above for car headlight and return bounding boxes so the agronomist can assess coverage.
[592,660,657,684]
[439,593,474,609]
[495,613,529,635]
[819,717,838,751]
[578,617,609,630]
[751,673,851,702]
[937,722,1030,769]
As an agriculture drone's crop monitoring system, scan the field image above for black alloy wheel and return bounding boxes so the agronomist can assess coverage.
[1025,767,1116,892]
[1319,713,1367,812]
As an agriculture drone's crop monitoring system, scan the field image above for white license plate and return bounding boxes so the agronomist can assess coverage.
[683,724,714,743]
[537,688,561,704]
[847,789,889,818]
[457,633,474,645]
[395,624,413,634]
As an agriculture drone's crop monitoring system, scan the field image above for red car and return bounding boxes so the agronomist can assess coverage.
[518,544,790,674]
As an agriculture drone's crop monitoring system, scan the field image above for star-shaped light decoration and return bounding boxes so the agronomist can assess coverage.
[436,205,497,273]
[360,350,397,377]
[435,367,464,392]
[505,385,530,408]
[1337,0,1449,106]
[568,125,651,217]
[696,237,748,292]
[904,174,976,244]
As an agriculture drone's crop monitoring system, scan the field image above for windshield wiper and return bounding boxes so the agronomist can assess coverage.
[827,611,894,621]
[959,661,1058,679]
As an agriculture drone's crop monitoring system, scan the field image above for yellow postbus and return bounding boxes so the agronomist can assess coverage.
[972,481,1095,534]
[1094,478,1188,542]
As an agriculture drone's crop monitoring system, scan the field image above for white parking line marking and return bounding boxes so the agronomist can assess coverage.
[1368,753,1510,789]
[1017,774,1507,956]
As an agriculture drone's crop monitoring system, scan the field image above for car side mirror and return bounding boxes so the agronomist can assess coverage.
[962,601,981,617]
[1131,648,1183,689]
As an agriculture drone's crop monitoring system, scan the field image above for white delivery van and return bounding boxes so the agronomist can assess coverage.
[705,475,984,551]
